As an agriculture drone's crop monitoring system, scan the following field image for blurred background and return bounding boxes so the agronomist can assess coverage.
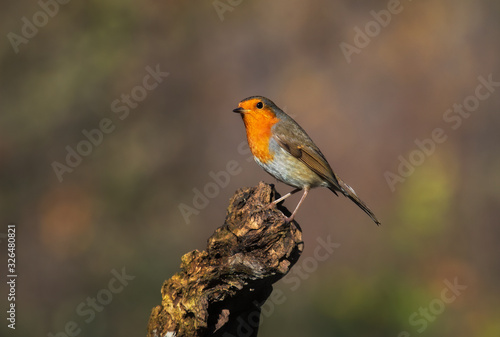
[1,0,499,336]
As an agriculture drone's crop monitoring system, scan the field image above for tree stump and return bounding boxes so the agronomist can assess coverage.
[147,182,303,337]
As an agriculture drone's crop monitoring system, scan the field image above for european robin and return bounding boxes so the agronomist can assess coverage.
[233,96,380,225]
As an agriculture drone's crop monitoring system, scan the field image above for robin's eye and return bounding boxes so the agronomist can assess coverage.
[256,102,263,109]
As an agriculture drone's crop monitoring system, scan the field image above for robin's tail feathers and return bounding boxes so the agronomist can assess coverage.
[330,180,381,226]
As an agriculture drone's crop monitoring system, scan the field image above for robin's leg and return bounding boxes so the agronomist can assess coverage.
[285,187,310,222]
[271,188,301,205]
[254,188,301,219]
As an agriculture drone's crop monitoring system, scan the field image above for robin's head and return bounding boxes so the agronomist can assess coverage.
[232,96,280,120]
[233,96,281,162]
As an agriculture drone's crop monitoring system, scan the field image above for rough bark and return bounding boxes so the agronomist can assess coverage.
[147,182,303,337]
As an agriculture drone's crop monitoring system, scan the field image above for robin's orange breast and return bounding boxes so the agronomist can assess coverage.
[242,110,279,164]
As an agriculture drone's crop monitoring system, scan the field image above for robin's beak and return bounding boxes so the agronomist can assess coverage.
[233,107,245,113]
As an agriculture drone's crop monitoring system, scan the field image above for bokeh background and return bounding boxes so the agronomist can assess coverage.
[1,0,499,336]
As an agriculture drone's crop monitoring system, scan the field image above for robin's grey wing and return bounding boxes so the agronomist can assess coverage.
[272,132,343,194]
